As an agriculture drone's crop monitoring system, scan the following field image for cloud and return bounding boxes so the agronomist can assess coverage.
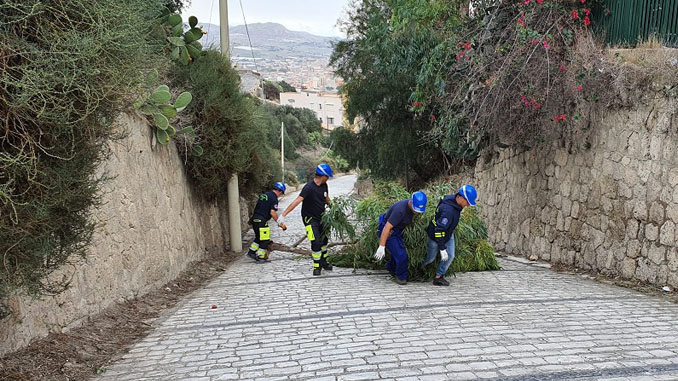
[181,0,349,37]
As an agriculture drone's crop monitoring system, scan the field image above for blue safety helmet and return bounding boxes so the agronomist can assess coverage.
[315,163,334,178]
[458,185,477,206]
[273,182,286,194]
[410,191,427,213]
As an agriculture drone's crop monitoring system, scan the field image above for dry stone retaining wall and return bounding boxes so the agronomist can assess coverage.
[0,114,246,356]
[472,94,678,288]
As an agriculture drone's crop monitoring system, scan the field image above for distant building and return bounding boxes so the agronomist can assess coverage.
[237,69,263,99]
[280,91,344,130]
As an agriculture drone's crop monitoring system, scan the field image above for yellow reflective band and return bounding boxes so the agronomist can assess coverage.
[250,242,260,251]
[435,232,445,237]
[312,251,322,260]
[313,262,320,268]
[305,225,315,241]
[259,227,271,240]
[321,245,328,251]
[257,249,267,258]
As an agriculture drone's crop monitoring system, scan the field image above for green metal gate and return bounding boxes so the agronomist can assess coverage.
[595,0,678,47]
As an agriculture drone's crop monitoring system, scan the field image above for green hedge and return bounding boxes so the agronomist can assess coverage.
[0,0,165,317]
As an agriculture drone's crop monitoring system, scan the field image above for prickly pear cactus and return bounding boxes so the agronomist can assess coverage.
[164,14,205,64]
[134,82,203,155]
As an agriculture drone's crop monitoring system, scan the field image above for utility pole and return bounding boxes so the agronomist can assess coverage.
[281,121,285,182]
[220,0,242,252]
[219,0,230,60]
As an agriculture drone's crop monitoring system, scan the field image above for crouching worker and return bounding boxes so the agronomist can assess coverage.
[247,182,287,263]
[374,191,428,285]
[424,184,478,286]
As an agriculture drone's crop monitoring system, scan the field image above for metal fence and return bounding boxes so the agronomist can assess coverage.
[595,0,678,47]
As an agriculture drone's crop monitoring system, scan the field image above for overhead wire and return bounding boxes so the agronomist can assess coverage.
[238,0,260,74]
[207,0,215,47]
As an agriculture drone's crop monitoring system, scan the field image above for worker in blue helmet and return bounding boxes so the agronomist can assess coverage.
[278,164,334,275]
[247,182,287,262]
[423,184,477,285]
[374,191,427,285]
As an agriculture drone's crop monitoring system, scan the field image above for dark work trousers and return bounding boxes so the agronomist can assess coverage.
[377,213,409,281]
[249,218,271,259]
[303,216,329,269]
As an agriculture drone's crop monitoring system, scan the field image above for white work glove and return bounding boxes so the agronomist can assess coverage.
[277,216,286,227]
[440,249,449,262]
[374,245,386,261]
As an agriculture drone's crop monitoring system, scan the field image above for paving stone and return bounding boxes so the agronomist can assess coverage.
[97,175,678,380]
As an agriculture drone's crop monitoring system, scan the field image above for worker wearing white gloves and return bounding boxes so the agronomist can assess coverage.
[375,191,428,285]
[423,185,478,286]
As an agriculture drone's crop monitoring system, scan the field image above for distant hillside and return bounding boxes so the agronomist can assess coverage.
[194,23,339,59]
[195,22,338,60]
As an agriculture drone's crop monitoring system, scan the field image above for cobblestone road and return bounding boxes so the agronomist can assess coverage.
[100,175,678,380]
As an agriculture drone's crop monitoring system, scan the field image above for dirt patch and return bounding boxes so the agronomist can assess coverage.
[0,249,239,381]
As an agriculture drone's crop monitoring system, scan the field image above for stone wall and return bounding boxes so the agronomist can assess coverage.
[472,94,677,288]
[0,114,246,356]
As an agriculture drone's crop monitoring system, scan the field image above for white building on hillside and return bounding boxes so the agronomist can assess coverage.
[280,91,344,130]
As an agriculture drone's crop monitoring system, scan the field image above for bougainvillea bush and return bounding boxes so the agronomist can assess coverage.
[333,0,672,180]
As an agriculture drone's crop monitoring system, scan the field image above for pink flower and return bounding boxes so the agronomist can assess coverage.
[430,115,436,121]
[413,101,421,107]
[584,8,591,16]
[571,10,579,19]
[543,41,550,49]
[583,16,591,26]
[581,0,586,3]
[457,52,466,61]
[536,0,543,4]
[531,39,539,45]
[534,103,541,109]
[523,0,531,4]
[576,85,583,91]
[559,63,565,72]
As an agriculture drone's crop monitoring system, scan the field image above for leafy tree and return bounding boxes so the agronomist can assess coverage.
[263,80,282,102]
[330,0,460,183]
[329,127,358,168]
[279,80,296,92]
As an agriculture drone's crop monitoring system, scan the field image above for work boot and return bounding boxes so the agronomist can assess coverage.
[433,276,449,286]
[394,278,407,285]
[313,268,322,276]
[257,257,270,263]
[246,251,258,261]
[320,258,333,271]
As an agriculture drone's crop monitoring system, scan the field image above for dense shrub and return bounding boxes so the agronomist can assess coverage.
[0,0,165,316]
[172,50,281,199]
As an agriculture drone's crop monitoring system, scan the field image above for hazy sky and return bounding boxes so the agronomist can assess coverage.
[181,0,353,37]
